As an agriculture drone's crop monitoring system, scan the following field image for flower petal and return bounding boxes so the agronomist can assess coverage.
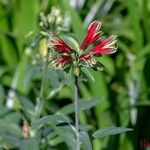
[51,54,71,69]
[50,36,72,53]
[80,53,92,62]
[91,35,117,55]
[80,21,102,50]
[80,53,97,67]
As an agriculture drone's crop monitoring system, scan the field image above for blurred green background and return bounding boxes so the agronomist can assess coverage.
[0,0,150,149]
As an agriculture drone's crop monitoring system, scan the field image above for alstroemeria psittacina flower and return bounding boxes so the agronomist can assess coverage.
[49,21,117,73]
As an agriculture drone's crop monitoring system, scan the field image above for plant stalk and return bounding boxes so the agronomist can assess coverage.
[35,51,49,119]
[74,75,80,150]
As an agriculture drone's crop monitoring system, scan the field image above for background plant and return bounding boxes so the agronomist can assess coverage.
[0,0,150,150]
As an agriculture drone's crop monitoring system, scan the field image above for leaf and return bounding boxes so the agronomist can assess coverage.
[16,93,34,117]
[20,138,39,150]
[142,0,150,42]
[15,0,39,39]
[84,0,104,25]
[24,65,41,88]
[45,69,69,89]
[31,114,67,129]
[0,23,18,66]
[92,127,133,139]
[125,0,143,50]
[0,106,10,117]
[0,134,21,147]
[4,112,22,124]
[55,127,76,150]
[47,84,64,99]
[0,85,4,101]
[56,122,93,132]
[58,99,102,115]
[80,131,92,150]
[81,67,95,82]
[0,120,22,137]
[136,44,150,59]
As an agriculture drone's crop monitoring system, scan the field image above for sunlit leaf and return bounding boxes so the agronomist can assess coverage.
[55,127,76,150]
[58,99,102,115]
[80,131,92,150]
[92,127,133,139]
[56,122,93,132]
[31,114,68,129]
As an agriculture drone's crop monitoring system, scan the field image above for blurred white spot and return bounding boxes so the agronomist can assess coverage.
[6,90,15,108]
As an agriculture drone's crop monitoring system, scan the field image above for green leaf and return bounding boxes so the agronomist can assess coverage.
[31,114,67,129]
[136,44,150,59]
[56,122,93,132]
[16,93,34,119]
[58,99,102,115]
[0,106,10,117]
[45,69,69,89]
[55,127,76,150]
[3,112,22,124]
[125,0,143,50]
[24,65,41,88]
[80,131,92,150]
[0,85,4,101]
[81,67,95,82]
[0,120,22,137]
[0,134,21,147]
[92,127,133,139]
[142,0,150,42]
[20,138,39,150]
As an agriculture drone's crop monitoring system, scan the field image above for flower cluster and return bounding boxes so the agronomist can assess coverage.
[39,6,71,35]
[49,21,117,75]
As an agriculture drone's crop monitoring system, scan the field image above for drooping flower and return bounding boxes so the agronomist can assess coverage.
[48,21,117,73]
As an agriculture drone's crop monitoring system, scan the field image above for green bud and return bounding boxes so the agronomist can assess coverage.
[73,66,80,76]
[39,38,47,57]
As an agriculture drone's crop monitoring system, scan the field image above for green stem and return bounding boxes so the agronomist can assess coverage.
[74,75,80,150]
[35,51,49,119]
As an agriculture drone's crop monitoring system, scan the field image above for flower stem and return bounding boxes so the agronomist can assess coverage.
[74,75,80,150]
[35,51,49,119]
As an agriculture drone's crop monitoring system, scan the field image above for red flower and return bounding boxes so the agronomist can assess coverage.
[51,53,71,69]
[80,21,102,50]
[50,36,72,53]
[91,35,117,55]
[49,21,117,70]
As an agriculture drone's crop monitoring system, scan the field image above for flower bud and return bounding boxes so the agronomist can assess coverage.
[73,66,80,76]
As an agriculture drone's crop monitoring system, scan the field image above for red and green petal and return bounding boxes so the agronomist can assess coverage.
[80,53,92,62]
[80,21,102,50]
[50,36,72,53]
[91,35,117,55]
[80,53,97,67]
[51,54,71,69]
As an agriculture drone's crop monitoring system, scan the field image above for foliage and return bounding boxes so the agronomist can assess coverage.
[0,0,150,149]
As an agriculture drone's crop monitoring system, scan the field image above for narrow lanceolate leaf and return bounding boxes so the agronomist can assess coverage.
[92,127,133,139]
[24,65,41,88]
[20,138,39,150]
[56,122,93,132]
[81,67,95,82]
[31,114,67,129]
[16,93,35,120]
[80,131,92,150]
[55,128,76,150]
[58,99,101,115]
